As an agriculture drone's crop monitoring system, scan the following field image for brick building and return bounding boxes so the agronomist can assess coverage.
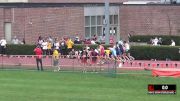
[0,0,180,44]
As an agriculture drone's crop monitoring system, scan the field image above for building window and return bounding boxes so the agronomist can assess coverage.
[97,16,102,25]
[110,15,114,25]
[91,27,96,36]
[91,16,96,26]
[97,26,102,36]
[85,16,90,26]
[85,27,90,38]
[114,15,118,25]
[84,15,118,38]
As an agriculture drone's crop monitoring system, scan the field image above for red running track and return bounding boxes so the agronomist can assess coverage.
[0,55,180,70]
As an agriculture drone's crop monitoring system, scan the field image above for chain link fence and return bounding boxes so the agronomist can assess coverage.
[0,55,118,76]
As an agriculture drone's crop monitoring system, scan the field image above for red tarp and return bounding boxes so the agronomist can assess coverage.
[152,68,180,78]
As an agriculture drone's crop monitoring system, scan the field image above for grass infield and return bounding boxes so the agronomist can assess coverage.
[0,70,179,101]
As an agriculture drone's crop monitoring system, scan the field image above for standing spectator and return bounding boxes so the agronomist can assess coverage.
[47,40,52,55]
[0,38,7,54]
[48,36,53,44]
[170,40,175,46]
[153,37,159,46]
[149,38,153,44]
[11,36,20,44]
[66,38,74,54]
[90,39,96,45]
[158,37,162,45]
[92,35,97,41]
[22,38,26,44]
[38,35,43,47]
[41,40,48,55]
[54,38,60,51]
[69,48,76,59]
[60,40,67,56]
[74,37,81,44]
[52,49,60,71]
[34,45,43,71]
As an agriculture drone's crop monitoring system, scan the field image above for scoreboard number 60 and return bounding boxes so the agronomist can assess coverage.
[162,85,168,90]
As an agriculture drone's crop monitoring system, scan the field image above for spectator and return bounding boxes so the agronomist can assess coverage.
[66,38,74,54]
[84,38,91,44]
[52,49,60,71]
[11,36,20,44]
[34,45,43,71]
[41,40,48,55]
[0,38,7,54]
[152,37,159,46]
[22,38,26,44]
[38,36,43,47]
[47,40,52,55]
[60,40,67,56]
[158,37,162,45]
[74,37,81,44]
[92,35,97,41]
[69,49,76,59]
[170,40,175,46]
[149,38,153,44]
[91,39,96,45]
[48,36,53,44]
[54,38,60,51]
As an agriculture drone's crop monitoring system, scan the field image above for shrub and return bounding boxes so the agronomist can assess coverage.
[6,44,36,55]
[5,44,112,55]
[130,45,180,60]
[129,35,180,45]
[5,44,180,60]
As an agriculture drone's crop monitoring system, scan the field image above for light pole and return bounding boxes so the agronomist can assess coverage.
[105,0,110,44]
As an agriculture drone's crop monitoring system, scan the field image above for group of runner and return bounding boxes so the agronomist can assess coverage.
[75,40,134,66]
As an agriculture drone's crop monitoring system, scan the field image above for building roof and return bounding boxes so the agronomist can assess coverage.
[29,0,128,3]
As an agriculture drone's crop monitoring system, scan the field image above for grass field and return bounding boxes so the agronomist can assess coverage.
[0,70,179,101]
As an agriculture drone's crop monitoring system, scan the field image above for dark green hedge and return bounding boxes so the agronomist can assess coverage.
[130,45,180,60]
[5,44,180,60]
[129,35,180,45]
[5,44,111,55]
[6,44,36,55]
